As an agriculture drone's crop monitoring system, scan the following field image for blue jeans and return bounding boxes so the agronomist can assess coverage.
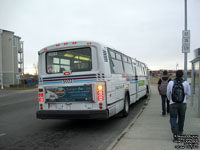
[161,95,169,114]
[169,103,187,134]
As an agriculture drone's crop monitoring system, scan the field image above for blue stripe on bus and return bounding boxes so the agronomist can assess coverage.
[73,79,97,82]
[130,81,138,84]
[42,81,63,85]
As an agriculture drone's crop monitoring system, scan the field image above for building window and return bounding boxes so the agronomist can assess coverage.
[13,38,17,47]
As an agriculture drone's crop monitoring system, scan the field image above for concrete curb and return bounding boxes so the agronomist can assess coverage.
[106,95,150,150]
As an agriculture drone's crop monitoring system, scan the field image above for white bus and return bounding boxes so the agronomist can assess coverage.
[36,41,150,119]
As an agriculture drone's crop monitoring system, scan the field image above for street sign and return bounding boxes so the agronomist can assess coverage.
[182,30,190,53]
[16,74,21,80]
[183,30,190,37]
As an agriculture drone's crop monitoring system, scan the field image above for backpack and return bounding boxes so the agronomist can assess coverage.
[159,78,169,95]
[172,80,185,103]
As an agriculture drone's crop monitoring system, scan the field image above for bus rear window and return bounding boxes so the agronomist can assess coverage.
[46,47,92,74]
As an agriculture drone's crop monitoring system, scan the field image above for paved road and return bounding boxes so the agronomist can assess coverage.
[0,89,147,150]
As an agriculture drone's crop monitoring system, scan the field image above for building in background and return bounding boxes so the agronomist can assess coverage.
[191,48,200,117]
[151,70,191,78]
[0,29,24,88]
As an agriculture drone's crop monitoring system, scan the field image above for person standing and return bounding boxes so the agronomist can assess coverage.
[158,70,171,116]
[167,70,191,141]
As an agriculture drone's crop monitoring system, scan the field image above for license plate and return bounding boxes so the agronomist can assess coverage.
[57,104,63,109]
[49,104,64,109]
[49,104,56,109]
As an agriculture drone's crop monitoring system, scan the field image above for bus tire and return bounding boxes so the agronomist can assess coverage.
[144,85,150,99]
[122,94,130,117]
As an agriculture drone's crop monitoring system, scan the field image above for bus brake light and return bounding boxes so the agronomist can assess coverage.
[98,96,104,101]
[97,91,103,95]
[64,72,70,76]
[39,98,44,102]
[99,103,103,109]
[39,93,44,97]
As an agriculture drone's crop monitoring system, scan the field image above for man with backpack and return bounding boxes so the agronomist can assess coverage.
[167,70,191,141]
[158,70,171,116]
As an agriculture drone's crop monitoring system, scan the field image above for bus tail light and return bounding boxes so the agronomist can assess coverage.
[97,85,103,91]
[39,89,43,92]
[39,93,44,97]
[99,103,103,109]
[39,98,44,102]
[97,91,103,95]
[97,84,104,102]
[40,104,43,110]
[98,96,104,101]
[38,88,44,103]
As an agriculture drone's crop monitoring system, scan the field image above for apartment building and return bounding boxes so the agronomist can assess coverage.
[0,29,24,88]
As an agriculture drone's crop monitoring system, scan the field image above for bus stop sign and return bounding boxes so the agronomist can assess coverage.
[182,30,190,53]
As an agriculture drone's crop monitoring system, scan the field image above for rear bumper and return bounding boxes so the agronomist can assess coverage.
[36,110,109,119]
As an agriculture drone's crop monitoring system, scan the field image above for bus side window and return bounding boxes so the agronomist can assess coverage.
[132,66,136,76]
[108,50,115,73]
[116,53,122,60]
[140,67,144,76]
[143,67,146,76]
[108,49,124,74]
[137,67,141,76]
[124,58,134,75]
[134,67,138,78]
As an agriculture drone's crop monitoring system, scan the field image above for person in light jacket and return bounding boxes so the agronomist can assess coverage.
[167,70,191,141]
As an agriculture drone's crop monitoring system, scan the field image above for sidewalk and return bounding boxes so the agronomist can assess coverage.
[109,85,200,150]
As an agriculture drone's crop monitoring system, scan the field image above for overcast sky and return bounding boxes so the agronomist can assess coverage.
[0,0,200,74]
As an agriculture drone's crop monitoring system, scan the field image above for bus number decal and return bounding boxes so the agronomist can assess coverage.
[63,79,72,83]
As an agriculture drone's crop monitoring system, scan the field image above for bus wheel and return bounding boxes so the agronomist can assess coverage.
[122,95,130,117]
[144,85,150,99]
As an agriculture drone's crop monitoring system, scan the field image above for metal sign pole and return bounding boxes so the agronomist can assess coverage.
[0,30,3,89]
[184,0,188,80]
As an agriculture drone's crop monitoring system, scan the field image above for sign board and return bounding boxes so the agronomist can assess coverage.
[182,30,190,53]
[45,85,92,102]
[16,74,21,80]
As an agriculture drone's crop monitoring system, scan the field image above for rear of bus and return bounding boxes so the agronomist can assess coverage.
[36,41,109,119]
